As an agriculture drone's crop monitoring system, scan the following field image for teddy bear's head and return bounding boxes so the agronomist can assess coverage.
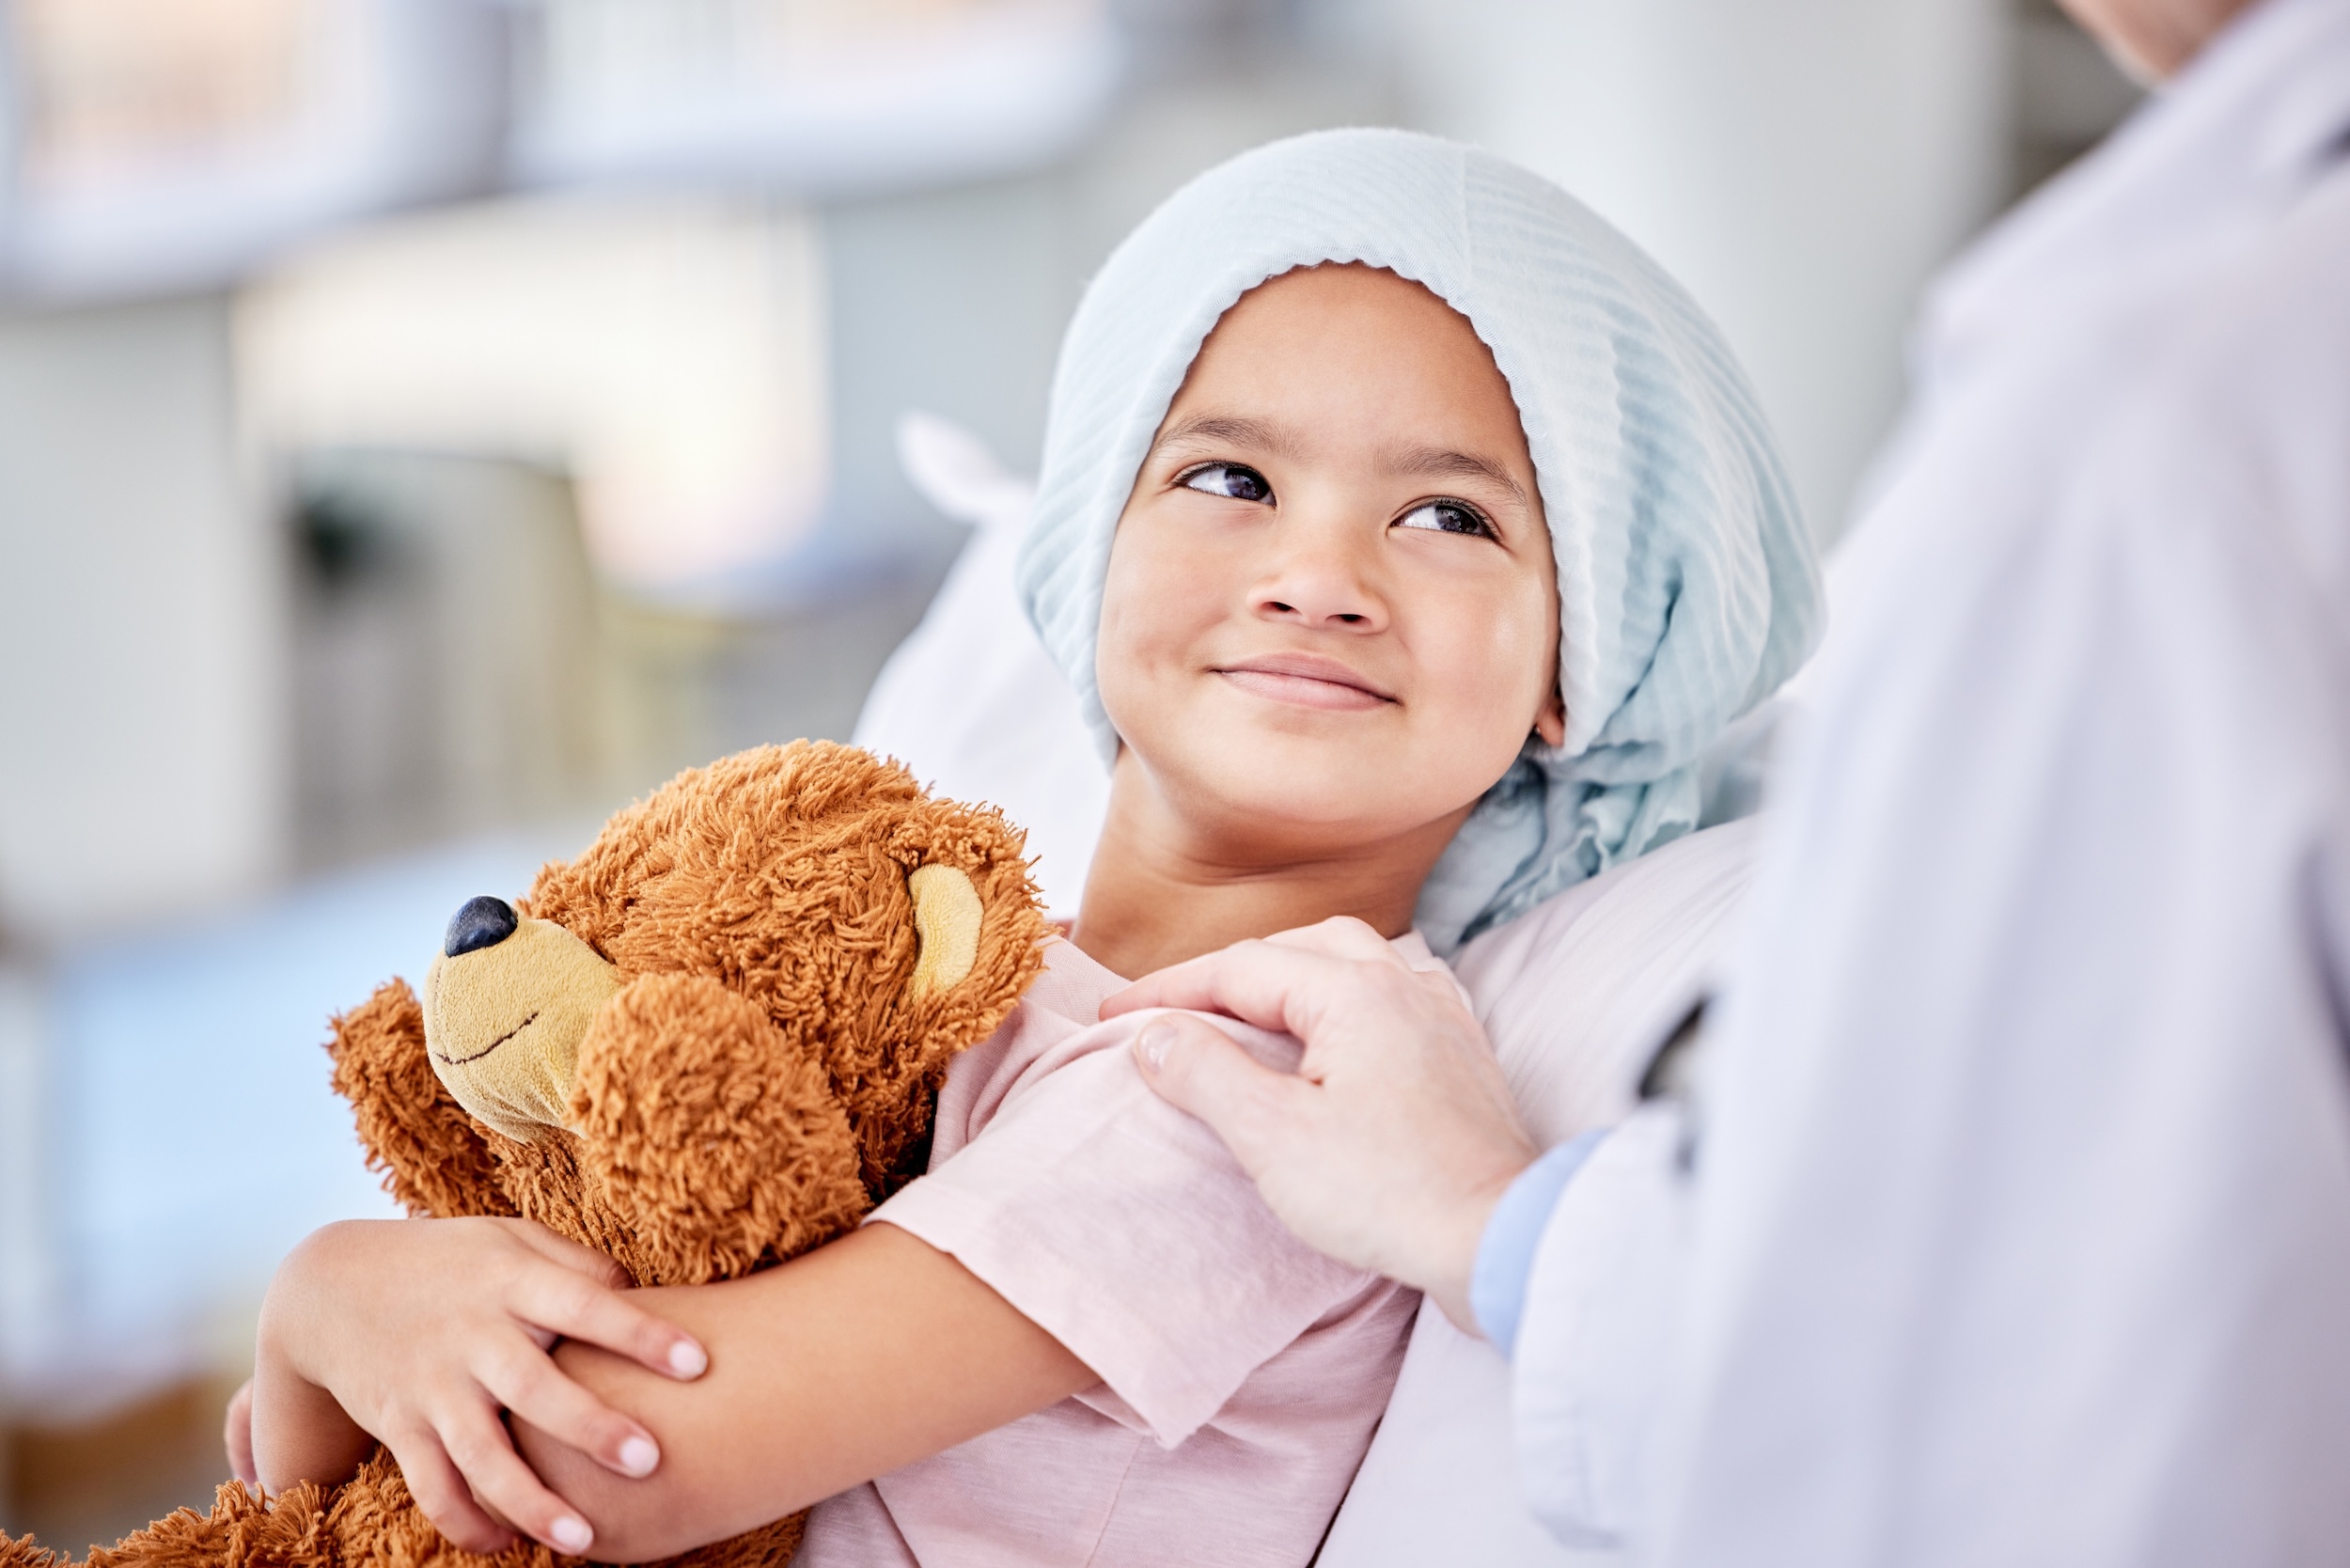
[326,742,1047,1288]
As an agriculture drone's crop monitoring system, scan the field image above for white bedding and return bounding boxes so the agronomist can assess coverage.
[1319,820,1760,1566]
[852,415,1106,916]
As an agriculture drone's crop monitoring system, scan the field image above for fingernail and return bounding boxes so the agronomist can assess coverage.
[1137,1021,1176,1074]
[669,1339,708,1378]
[619,1435,658,1476]
[551,1516,593,1554]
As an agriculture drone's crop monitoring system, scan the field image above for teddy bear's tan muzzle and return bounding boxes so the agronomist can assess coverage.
[422,904,623,1143]
[419,866,985,1144]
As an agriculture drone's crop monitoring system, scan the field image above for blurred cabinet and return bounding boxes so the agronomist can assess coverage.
[286,451,604,868]
[509,0,1122,195]
[0,0,509,302]
[280,447,945,872]
[0,295,283,943]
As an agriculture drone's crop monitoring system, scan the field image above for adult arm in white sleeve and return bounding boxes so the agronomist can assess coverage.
[1645,171,2350,1568]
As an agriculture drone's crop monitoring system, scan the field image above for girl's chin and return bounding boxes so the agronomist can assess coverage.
[1167,762,1469,843]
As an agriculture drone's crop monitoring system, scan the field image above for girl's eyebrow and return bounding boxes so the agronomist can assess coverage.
[1384,445,1529,508]
[1151,414,1302,458]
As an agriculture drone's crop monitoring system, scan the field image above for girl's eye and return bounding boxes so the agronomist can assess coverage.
[1179,463,1273,504]
[1394,500,1495,539]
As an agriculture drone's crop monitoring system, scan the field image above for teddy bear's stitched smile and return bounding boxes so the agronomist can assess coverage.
[421,914,631,1141]
[431,1011,540,1067]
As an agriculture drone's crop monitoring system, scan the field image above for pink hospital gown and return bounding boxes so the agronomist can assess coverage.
[792,935,1431,1567]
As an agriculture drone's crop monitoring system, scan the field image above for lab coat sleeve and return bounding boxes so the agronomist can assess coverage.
[1473,1130,1610,1357]
[1512,1105,1693,1553]
[1646,190,2350,1568]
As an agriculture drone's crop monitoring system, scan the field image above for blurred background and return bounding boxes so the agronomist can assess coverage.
[0,0,2138,1545]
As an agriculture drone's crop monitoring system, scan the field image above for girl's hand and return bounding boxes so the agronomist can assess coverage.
[256,1215,710,1556]
[225,1376,258,1484]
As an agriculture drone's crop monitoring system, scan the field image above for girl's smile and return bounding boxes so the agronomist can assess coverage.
[1212,651,1396,712]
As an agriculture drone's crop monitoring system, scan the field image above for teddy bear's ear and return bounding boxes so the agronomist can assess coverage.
[836,802,1050,1189]
[327,980,517,1219]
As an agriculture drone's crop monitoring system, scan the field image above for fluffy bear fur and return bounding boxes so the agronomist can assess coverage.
[4,743,1047,1568]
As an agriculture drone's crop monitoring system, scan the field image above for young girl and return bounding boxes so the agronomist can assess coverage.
[242,130,1818,1566]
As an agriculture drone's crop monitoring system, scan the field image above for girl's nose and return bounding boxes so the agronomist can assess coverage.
[1252,516,1388,632]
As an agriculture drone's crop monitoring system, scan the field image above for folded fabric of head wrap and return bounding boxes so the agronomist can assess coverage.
[1015,128,1822,953]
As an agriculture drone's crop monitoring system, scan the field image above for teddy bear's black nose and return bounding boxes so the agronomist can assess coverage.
[445,896,518,958]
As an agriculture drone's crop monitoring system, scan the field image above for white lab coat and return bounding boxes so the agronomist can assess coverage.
[1515,1,2350,1561]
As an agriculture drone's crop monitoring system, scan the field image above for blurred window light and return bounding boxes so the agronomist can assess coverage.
[0,0,507,302]
[234,196,830,596]
[509,0,1124,193]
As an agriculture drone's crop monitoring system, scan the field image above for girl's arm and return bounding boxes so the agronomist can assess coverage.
[256,1213,1090,1561]
[511,1223,1096,1562]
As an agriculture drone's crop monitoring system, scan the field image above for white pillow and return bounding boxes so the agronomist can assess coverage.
[852,415,1106,916]
[1318,820,1762,1567]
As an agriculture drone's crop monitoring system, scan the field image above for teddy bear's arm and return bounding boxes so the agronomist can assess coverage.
[328,979,517,1219]
[572,973,871,1287]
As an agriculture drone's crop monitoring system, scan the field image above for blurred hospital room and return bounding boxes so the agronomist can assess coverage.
[0,0,2141,1545]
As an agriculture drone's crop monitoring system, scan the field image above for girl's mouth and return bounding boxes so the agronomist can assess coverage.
[1214,654,1395,712]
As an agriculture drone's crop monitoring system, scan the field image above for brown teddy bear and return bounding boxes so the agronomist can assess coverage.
[3,741,1048,1568]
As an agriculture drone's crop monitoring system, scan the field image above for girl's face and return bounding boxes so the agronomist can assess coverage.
[1097,263,1564,858]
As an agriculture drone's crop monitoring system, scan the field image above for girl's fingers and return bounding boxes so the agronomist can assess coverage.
[475,1335,662,1480]
[504,1219,635,1290]
[435,1403,598,1557]
[223,1377,258,1486]
[385,1424,522,1556]
[509,1260,709,1381]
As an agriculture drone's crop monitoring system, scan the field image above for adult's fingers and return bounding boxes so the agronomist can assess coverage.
[223,1378,257,1486]
[1104,940,1357,1037]
[1133,1013,1316,1172]
[433,1403,598,1556]
[1261,916,1402,964]
[508,1253,709,1382]
[475,1331,661,1481]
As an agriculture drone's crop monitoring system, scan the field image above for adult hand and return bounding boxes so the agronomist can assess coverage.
[1104,917,1537,1332]
[254,1215,710,1556]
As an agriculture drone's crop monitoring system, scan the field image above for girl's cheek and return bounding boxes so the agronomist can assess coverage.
[1426,584,1556,755]
[1121,542,1232,660]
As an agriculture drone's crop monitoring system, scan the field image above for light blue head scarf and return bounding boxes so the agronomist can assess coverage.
[1016,129,1821,953]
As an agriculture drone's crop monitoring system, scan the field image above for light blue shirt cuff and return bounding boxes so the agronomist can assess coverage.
[1471,1129,1608,1359]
